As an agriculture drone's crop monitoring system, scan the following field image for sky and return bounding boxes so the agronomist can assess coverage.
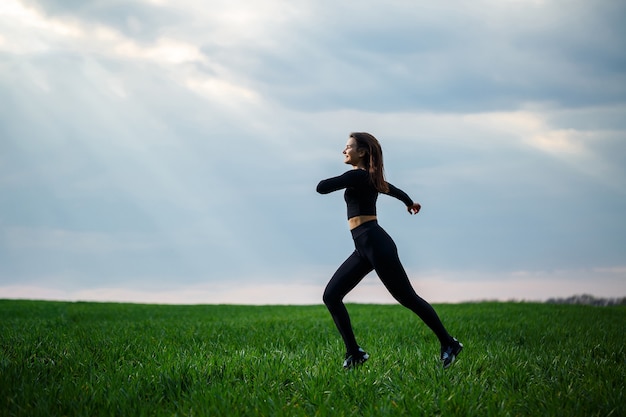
[1,0,625,305]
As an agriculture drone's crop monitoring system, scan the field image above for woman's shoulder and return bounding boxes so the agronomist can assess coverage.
[317,168,368,194]
[342,169,368,178]
[342,169,370,189]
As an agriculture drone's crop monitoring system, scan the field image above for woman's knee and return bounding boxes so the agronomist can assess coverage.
[322,287,338,307]
[382,278,425,309]
[396,293,432,315]
[323,283,347,308]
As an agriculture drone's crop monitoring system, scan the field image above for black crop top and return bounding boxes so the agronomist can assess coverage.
[316,169,414,219]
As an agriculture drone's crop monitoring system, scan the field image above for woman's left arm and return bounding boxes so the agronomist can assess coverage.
[406,202,421,215]
[386,183,421,215]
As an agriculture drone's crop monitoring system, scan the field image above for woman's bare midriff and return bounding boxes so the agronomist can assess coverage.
[348,215,377,230]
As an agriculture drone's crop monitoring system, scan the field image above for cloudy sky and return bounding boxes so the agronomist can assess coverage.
[1,0,625,304]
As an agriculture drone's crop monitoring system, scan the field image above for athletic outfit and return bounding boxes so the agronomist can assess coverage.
[317,169,456,362]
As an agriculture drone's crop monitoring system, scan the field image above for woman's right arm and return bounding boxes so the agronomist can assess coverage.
[316,170,365,194]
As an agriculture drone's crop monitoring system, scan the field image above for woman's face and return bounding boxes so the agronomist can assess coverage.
[343,137,363,167]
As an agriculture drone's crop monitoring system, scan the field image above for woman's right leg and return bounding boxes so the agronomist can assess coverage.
[359,226,453,347]
[323,250,373,355]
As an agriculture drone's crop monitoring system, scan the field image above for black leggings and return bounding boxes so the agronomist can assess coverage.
[323,220,452,355]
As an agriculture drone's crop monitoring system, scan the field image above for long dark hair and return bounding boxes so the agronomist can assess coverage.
[350,132,389,193]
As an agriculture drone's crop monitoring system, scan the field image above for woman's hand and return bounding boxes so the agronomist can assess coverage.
[407,202,421,215]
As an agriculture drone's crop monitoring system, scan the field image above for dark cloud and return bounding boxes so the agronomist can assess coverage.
[21,0,625,114]
[226,0,626,112]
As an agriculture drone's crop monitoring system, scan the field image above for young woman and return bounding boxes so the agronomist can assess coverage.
[316,132,463,369]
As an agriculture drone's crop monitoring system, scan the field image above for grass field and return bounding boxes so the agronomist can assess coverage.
[0,300,624,416]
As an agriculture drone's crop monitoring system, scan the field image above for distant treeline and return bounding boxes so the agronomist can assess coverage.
[545,294,626,306]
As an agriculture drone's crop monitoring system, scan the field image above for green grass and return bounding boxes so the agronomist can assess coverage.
[0,300,624,416]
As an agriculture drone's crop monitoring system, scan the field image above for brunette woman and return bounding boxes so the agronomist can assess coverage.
[316,132,463,369]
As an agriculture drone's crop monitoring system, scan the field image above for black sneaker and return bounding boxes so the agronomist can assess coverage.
[441,338,463,369]
[343,347,369,369]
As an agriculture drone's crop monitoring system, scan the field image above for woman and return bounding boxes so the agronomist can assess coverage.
[316,132,463,369]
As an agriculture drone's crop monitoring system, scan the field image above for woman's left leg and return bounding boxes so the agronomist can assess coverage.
[323,250,373,355]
